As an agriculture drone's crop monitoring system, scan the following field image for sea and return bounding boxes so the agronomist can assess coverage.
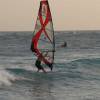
[0,31,100,100]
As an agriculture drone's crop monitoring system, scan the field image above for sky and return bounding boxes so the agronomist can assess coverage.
[0,0,100,31]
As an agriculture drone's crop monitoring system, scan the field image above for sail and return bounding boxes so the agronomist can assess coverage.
[31,0,55,69]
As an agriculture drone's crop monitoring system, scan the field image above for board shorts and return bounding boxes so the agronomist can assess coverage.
[36,65,44,70]
[35,60,43,70]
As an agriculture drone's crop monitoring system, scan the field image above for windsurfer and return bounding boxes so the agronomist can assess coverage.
[35,52,53,72]
[31,0,55,73]
[61,41,67,47]
[35,53,46,73]
[57,41,67,48]
[58,41,67,48]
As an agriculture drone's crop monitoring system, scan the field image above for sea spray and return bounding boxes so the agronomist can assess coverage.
[0,69,16,86]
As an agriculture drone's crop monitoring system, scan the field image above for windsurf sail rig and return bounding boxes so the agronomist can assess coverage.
[31,0,55,70]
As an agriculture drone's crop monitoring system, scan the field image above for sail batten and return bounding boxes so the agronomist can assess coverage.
[31,0,55,69]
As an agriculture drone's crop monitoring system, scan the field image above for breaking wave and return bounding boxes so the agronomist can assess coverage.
[0,69,16,86]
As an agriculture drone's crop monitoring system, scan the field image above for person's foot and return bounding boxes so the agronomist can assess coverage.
[42,69,47,73]
[50,65,53,71]
[37,69,40,72]
[47,63,53,71]
[51,66,53,71]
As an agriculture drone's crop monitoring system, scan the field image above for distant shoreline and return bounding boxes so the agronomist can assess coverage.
[0,30,100,33]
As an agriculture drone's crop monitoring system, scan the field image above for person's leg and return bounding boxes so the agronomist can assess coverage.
[42,68,46,73]
[39,65,46,73]
[37,68,40,72]
[36,65,46,73]
[36,65,40,72]
[47,63,53,71]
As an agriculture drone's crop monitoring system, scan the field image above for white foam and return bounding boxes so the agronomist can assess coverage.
[0,69,16,86]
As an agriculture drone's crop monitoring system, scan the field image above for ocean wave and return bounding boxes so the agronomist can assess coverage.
[0,67,35,86]
[0,63,34,86]
[70,58,100,64]
[0,55,100,87]
[0,69,16,86]
[55,52,100,64]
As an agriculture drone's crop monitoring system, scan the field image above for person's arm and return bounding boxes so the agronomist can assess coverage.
[43,51,48,57]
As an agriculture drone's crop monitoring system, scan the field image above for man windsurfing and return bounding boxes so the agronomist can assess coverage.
[31,0,55,72]
[35,52,53,73]
[60,41,67,47]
